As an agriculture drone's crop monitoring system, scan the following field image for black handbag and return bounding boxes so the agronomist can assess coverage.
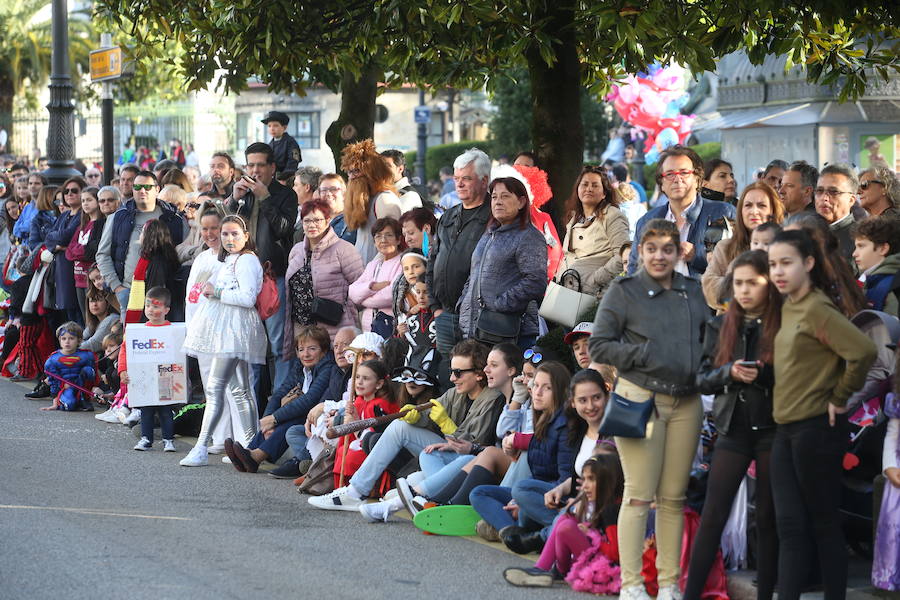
[475,309,522,345]
[472,259,522,345]
[311,296,344,326]
[371,310,394,339]
[599,391,656,438]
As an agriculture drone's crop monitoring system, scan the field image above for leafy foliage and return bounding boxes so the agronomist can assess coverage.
[405,140,492,181]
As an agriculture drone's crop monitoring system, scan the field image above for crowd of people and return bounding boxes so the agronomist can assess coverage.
[2,136,899,600]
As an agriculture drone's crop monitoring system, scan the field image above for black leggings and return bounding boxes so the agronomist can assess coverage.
[771,415,848,600]
[683,445,777,600]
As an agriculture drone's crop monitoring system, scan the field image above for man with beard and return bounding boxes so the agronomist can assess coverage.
[207,152,236,201]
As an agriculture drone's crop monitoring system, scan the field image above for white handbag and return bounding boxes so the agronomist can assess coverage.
[539,275,598,328]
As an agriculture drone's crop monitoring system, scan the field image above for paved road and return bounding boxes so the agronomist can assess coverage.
[0,378,556,600]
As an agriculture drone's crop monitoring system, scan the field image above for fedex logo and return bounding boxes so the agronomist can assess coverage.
[132,339,166,350]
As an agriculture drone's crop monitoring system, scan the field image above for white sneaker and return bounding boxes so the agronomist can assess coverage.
[162,439,176,452]
[124,408,141,426]
[359,499,399,523]
[308,486,363,511]
[382,488,399,502]
[179,445,208,467]
[95,407,113,421]
[208,444,226,455]
[396,478,421,516]
[656,585,683,600]
[222,456,232,464]
[133,437,152,451]
[115,407,130,424]
[97,408,119,423]
[619,585,653,600]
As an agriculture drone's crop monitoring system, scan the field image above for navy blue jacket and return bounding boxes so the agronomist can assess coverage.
[110,200,185,282]
[44,211,81,311]
[526,409,574,486]
[628,194,735,277]
[263,354,336,423]
[27,209,57,249]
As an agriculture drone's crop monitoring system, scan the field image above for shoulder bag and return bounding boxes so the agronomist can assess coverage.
[539,269,598,328]
[297,445,336,496]
[472,253,522,345]
[598,391,656,438]
[255,260,280,321]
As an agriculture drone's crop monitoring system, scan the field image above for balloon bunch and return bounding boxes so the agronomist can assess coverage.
[607,64,695,163]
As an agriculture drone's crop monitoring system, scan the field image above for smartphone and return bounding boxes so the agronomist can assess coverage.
[242,174,256,183]
[736,360,758,368]
[444,435,460,443]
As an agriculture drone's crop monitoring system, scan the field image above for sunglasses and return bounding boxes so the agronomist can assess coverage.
[98,197,116,203]
[523,348,543,364]
[449,367,477,378]
[859,180,883,190]
[64,187,80,194]
[133,184,156,191]
[186,203,202,210]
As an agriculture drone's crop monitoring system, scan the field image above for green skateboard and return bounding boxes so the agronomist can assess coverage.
[413,505,481,536]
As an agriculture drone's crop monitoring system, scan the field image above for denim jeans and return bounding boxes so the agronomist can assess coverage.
[247,419,300,462]
[139,405,174,443]
[349,420,444,496]
[285,423,312,462]
[470,485,515,530]
[263,276,291,391]
[116,287,130,323]
[417,450,473,496]
[434,312,460,389]
[512,478,558,539]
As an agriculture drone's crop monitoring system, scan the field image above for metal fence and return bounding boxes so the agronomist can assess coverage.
[11,102,197,166]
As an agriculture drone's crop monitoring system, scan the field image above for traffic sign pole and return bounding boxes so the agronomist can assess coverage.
[96,35,117,185]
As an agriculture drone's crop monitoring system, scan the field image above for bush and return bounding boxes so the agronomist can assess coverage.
[643,142,721,195]
[405,140,492,182]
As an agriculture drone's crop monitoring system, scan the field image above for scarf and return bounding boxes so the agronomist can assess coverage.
[125,257,149,324]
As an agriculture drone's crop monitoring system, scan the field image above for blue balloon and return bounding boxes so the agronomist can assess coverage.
[648,63,662,76]
[657,127,679,149]
[646,147,660,164]
[663,101,680,118]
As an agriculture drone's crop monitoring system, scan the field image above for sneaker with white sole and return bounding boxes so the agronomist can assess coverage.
[656,585,683,600]
[307,486,363,511]
[162,439,176,452]
[133,437,152,451]
[179,445,208,467]
[396,478,422,516]
[381,488,399,502]
[207,444,226,455]
[222,456,232,464]
[124,408,141,426]
[619,585,653,600]
[96,408,118,423]
[359,500,394,523]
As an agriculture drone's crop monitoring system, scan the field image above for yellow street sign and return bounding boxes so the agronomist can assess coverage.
[90,47,123,82]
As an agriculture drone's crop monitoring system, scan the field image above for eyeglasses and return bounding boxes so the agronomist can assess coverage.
[661,169,698,181]
[64,187,80,194]
[319,186,341,194]
[374,232,396,241]
[449,367,477,378]
[303,217,326,225]
[86,173,100,178]
[98,197,116,204]
[186,203,201,210]
[523,348,543,364]
[859,180,883,190]
[133,184,156,191]
[814,187,852,199]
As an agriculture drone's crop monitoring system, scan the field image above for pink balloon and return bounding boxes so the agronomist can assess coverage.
[641,93,667,118]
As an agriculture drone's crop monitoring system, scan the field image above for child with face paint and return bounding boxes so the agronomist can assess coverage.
[392,248,435,350]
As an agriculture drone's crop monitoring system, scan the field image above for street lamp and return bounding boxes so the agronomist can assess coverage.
[43,0,80,184]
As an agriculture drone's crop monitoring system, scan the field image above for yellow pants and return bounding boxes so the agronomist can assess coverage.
[614,378,702,589]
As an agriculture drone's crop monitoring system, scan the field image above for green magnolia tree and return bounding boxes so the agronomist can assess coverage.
[96,0,899,223]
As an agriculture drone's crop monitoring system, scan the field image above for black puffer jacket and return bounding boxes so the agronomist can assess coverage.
[426,197,491,313]
[695,315,775,434]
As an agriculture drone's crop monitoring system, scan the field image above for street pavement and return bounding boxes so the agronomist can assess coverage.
[0,378,544,600]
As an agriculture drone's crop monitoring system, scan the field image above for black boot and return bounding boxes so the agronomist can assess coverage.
[499,526,546,554]
[24,380,51,399]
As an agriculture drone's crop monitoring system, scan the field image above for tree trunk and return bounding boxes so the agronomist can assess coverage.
[0,76,15,154]
[325,62,380,174]
[526,3,583,232]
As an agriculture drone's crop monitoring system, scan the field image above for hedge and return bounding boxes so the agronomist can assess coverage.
[405,140,492,182]
[642,142,721,195]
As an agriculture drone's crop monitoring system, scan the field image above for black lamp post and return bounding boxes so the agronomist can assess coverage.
[43,0,80,184]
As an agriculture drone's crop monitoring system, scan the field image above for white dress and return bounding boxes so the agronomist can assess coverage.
[183,252,267,364]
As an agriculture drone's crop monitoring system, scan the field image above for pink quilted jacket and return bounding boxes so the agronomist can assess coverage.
[282,227,364,359]
[348,253,403,332]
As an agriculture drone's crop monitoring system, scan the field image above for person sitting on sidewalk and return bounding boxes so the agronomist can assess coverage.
[308,339,503,511]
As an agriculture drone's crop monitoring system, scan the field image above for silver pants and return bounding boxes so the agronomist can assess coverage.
[197,356,258,447]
